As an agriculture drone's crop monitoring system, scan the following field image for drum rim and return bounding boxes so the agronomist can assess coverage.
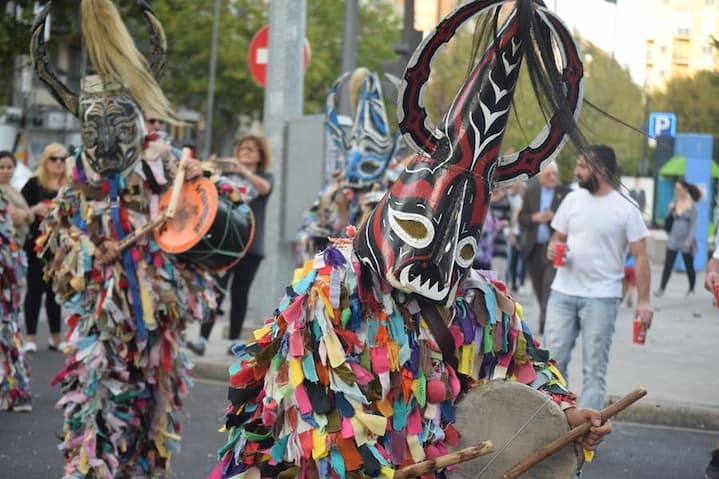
[154,177,219,253]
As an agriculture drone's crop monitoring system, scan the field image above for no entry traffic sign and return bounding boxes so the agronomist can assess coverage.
[247,25,311,87]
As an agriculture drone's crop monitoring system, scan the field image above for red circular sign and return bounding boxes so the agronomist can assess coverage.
[247,25,311,87]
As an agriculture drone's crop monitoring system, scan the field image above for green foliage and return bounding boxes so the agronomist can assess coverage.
[9,1,400,148]
[304,0,401,114]
[649,70,719,138]
[1,2,35,104]
[424,34,645,182]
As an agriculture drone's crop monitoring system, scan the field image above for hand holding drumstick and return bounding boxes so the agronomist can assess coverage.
[96,149,198,262]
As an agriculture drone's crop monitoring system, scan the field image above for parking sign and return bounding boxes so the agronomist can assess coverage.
[648,112,677,138]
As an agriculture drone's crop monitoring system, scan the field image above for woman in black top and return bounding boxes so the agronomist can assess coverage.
[187,134,273,355]
[21,142,69,352]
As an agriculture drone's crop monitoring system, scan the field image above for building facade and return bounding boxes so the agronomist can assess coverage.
[645,0,718,92]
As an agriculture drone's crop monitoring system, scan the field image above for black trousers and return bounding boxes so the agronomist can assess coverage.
[660,248,695,292]
[24,250,62,335]
[200,253,262,341]
[526,244,556,335]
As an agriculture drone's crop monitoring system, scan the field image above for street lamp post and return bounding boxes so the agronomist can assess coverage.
[201,0,221,159]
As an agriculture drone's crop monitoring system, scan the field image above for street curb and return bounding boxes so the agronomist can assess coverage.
[191,360,719,432]
[606,395,719,431]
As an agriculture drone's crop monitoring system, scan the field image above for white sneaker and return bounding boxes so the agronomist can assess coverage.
[48,340,69,352]
[23,341,37,353]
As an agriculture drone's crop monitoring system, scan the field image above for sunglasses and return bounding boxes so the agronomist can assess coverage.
[147,118,165,126]
[49,155,67,163]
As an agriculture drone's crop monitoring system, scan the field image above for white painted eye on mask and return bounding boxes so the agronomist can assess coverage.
[388,206,435,250]
[455,236,477,269]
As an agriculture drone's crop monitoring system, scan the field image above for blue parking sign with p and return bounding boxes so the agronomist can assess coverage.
[648,112,677,138]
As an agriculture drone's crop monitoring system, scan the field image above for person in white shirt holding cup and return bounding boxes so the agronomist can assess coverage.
[545,145,653,411]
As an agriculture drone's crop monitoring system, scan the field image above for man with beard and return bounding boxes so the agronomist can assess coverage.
[544,145,653,411]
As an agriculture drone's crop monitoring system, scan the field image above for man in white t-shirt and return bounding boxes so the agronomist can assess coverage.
[544,145,653,411]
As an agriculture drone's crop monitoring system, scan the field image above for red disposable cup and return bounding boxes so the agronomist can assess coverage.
[632,319,647,345]
[713,284,719,308]
[553,243,567,267]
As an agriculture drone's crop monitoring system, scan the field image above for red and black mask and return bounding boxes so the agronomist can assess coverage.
[354,0,584,305]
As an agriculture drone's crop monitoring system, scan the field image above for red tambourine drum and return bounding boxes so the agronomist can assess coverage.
[154,177,255,272]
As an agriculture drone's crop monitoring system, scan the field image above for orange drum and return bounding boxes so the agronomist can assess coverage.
[154,177,255,272]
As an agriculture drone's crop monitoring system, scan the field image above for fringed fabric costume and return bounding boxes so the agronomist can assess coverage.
[30,1,216,477]
[0,192,31,412]
[213,0,589,476]
[212,242,575,478]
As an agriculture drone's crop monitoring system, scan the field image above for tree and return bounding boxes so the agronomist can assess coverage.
[8,1,401,151]
[650,70,719,138]
[303,0,401,114]
[0,1,80,105]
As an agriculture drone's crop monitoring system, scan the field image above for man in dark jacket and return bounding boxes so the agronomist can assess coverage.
[518,161,570,334]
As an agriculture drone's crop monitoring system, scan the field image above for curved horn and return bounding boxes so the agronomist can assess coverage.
[397,0,506,157]
[137,0,166,80]
[494,6,584,185]
[30,2,79,115]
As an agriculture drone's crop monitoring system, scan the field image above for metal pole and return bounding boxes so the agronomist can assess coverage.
[202,0,221,159]
[339,0,359,115]
[251,0,307,321]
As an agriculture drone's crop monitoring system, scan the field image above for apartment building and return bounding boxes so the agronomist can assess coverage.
[645,0,718,92]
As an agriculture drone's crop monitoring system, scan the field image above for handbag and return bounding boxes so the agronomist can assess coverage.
[664,213,674,233]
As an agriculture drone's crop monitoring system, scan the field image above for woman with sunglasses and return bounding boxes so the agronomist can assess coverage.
[20,142,69,353]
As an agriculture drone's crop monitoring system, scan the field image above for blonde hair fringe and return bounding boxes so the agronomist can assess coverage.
[349,68,370,113]
[81,0,175,122]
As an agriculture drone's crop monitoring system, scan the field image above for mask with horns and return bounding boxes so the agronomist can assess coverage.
[31,0,171,175]
[354,0,585,306]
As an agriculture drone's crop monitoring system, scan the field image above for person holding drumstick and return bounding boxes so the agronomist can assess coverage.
[31,1,217,477]
[211,2,613,478]
[187,134,273,356]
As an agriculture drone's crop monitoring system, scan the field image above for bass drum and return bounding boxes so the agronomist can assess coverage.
[154,177,255,272]
[451,381,581,479]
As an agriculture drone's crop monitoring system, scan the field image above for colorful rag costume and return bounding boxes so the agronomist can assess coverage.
[31,1,216,477]
[296,69,404,263]
[0,191,31,412]
[214,0,587,477]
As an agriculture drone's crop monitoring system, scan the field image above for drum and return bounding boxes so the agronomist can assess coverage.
[154,177,255,272]
[451,381,581,479]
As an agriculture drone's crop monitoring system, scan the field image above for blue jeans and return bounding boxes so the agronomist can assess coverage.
[544,291,620,410]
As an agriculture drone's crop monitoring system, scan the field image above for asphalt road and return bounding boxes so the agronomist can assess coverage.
[1,337,716,478]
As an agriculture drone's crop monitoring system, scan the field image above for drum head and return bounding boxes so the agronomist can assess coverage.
[154,177,218,254]
[451,381,580,479]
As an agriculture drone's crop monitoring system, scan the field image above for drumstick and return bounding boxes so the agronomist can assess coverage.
[166,147,192,219]
[118,147,192,251]
[118,214,167,250]
[394,441,494,479]
[502,387,647,479]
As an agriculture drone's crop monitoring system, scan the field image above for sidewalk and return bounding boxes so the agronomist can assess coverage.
[188,264,719,431]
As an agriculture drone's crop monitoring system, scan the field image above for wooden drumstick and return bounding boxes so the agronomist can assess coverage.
[394,441,494,479]
[502,387,648,479]
[118,147,192,250]
[166,147,192,219]
[118,214,167,250]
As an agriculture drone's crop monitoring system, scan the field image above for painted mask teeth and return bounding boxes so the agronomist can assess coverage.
[398,266,449,301]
